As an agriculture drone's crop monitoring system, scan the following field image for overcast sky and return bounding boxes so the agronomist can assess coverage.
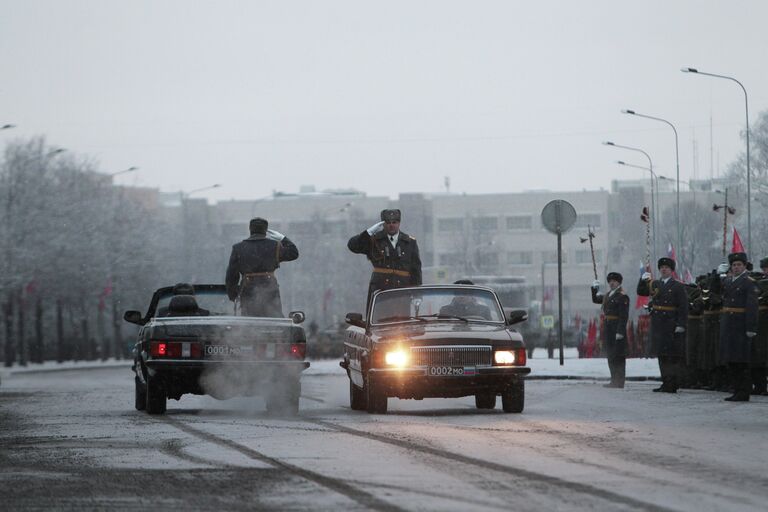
[2,0,767,202]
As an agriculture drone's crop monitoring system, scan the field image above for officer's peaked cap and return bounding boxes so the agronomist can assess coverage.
[760,257,768,269]
[454,279,474,285]
[380,209,401,222]
[606,272,623,283]
[657,257,676,271]
[172,282,195,295]
[249,217,268,234]
[728,252,748,264]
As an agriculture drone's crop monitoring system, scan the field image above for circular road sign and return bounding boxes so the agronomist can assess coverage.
[541,200,577,234]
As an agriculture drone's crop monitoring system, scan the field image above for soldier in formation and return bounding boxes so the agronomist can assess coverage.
[637,257,688,393]
[717,252,759,401]
[591,272,630,388]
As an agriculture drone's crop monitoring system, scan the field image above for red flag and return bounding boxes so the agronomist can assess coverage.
[731,227,745,253]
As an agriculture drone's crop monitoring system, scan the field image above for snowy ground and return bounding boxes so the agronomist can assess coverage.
[1,354,767,511]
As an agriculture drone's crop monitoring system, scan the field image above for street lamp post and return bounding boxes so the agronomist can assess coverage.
[603,141,658,264]
[109,166,139,177]
[616,159,659,263]
[621,109,681,259]
[682,67,751,255]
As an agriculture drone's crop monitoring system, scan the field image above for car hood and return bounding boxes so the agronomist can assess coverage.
[370,322,522,346]
[146,316,304,343]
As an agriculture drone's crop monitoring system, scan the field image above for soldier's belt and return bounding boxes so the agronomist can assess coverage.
[759,306,768,311]
[688,315,703,320]
[721,307,746,314]
[653,305,678,312]
[373,267,411,278]
[244,272,274,279]
[604,315,619,321]
[704,310,721,315]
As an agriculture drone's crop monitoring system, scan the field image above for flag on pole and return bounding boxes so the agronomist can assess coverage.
[667,243,679,280]
[635,260,650,309]
[684,268,694,284]
[731,226,745,253]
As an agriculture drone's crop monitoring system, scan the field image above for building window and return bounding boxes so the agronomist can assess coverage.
[439,253,463,266]
[508,251,533,265]
[575,249,602,264]
[506,215,532,230]
[438,218,464,232]
[287,221,315,235]
[574,213,602,229]
[477,253,499,268]
[472,216,498,231]
[542,251,568,264]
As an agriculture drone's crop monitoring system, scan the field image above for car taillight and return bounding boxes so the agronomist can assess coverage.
[150,341,201,359]
[150,342,167,357]
[290,343,306,359]
[516,348,527,366]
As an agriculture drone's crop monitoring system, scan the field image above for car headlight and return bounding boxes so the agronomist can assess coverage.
[384,349,409,367]
[494,350,515,365]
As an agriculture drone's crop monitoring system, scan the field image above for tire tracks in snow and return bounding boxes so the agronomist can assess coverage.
[159,415,406,512]
[312,419,679,512]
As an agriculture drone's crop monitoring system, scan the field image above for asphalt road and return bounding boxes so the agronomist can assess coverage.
[2,366,767,511]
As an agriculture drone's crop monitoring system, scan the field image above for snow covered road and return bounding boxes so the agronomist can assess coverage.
[1,362,767,511]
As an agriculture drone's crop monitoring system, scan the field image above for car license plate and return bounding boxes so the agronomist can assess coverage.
[429,366,469,376]
[205,345,253,357]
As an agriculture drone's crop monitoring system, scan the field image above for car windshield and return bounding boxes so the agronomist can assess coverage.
[154,289,234,317]
[371,288,504,325]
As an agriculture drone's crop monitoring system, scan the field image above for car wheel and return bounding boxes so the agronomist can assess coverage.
[134,376,147,411]
[475,391,497,409]
[145,374,167,415]
[365,375,387,414]
[501,380,524,413]
[349,380,367,411]
[267,380,300,416]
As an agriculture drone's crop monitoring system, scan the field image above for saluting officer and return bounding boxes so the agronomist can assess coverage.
[225,218,299,317]
[637,257,688,393]
[591,272,630,388]
[719,252,759,401]
[347,209,422,311]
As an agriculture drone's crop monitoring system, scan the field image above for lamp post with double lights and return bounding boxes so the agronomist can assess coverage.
[621,109,681,258]
[682,67,751,255]
[616,159,659,263]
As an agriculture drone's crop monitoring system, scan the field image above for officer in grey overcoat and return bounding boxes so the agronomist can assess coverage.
[225,218,299,317]
[719,252,759,401]
[637,257,688,393]
[591,272,630,388]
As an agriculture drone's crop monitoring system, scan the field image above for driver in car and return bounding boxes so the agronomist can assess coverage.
[439,280,492,320]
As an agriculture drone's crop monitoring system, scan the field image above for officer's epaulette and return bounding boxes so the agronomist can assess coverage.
[402,233,415,241]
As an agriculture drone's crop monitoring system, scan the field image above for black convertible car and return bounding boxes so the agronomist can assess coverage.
[340,285,530,414]
[124,284,309,415]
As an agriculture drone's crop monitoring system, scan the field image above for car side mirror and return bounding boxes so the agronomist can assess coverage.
[505,309,528,326]
[289,310,306,324]
[124,310,144,325]
[345,312,366,328]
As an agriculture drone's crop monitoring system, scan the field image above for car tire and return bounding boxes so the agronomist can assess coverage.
[365,375,387,414]
[501,380,524,413]
[267,380,300,416]
[475,392,497,409]
[134,376,147,411]
[145,374,167,415]
[350,380,367,411]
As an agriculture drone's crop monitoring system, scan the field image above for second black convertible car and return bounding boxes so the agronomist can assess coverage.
[340,284,530,414]
[124,285,309,415]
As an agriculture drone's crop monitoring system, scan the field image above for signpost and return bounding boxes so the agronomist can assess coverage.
[541,200,577,365]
